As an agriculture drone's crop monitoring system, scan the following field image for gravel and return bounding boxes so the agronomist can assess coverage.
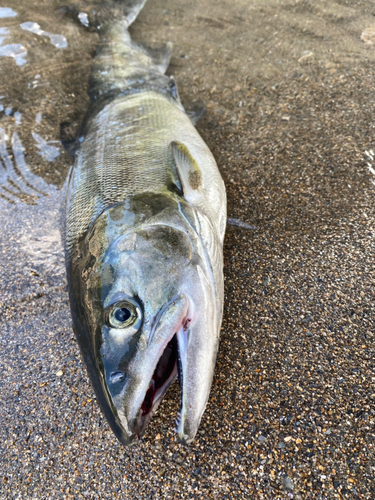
[1,0,375,498]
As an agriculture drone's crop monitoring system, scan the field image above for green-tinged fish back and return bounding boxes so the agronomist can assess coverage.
[89,22,173,102]
[66,0,226,262]
[66,91,226,260]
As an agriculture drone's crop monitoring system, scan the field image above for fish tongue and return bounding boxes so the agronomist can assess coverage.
[136,334,178,435]
[141,379,156,416]
[141,334,177,416]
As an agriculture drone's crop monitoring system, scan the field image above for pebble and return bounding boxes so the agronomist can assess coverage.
[282,475,294,492]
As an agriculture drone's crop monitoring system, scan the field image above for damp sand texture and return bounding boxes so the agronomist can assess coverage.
[1,0,375,498]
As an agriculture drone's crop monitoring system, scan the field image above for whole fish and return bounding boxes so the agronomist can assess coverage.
[65,0,226,445]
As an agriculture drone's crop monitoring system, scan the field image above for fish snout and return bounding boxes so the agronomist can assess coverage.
[107,295,190,441]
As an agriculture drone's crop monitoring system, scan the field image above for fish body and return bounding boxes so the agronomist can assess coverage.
[65,0,226,445]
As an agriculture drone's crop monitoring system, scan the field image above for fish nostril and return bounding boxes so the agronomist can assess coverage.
[110,371,125,384]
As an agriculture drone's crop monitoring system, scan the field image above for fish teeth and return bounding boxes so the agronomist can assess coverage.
[175,410,181,432]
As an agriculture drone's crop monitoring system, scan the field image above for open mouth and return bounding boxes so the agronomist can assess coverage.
[136,331,184,436]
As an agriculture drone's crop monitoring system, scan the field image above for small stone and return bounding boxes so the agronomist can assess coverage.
[55,370,64,377]
[361,24,375,45]
[282,475,294,492]
[284,436,293,443]
[258,435,267,443]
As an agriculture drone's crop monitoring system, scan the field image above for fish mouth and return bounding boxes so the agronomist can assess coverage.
[104,290,216,446]
[106,295,190,445]
[135,329,184,438]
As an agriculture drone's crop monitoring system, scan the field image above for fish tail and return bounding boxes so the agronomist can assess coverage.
[80,0,175,103]
[62,0,176,108]
[61,0,148,30]
[115,0,148,27]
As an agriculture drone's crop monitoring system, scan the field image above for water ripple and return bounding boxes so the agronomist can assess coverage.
[20,21,68,49]
[0,7,17,19]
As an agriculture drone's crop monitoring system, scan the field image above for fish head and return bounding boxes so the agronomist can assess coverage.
[68,194,222,445]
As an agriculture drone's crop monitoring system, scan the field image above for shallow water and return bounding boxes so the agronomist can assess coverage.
[1,0,375,498]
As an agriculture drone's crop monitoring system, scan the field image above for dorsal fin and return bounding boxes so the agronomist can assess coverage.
[119,0,148,26]
[171,141,203,198]
[140,42,173,74]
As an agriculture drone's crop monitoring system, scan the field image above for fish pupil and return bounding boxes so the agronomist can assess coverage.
[115,307,131,323]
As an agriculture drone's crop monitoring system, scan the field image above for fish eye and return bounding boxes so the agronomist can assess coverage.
[105,300,142,330]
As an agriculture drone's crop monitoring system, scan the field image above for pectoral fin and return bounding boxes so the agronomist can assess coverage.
[171,141,203,198]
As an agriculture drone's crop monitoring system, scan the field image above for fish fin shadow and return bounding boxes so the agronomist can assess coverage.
[184,100,205,125]
[60,122,80,159]
[227,218,257,230]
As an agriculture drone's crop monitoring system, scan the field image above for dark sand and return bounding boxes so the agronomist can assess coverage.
[1,0,375,498]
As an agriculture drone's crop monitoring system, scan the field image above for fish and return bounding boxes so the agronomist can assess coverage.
[65,0,226,446]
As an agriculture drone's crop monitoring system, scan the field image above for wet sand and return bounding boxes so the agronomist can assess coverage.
[1,0,375,498]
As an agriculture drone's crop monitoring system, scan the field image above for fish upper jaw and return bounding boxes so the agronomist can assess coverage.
[106,279,219,447]
[71,200,223,446]
[106,263,220,445]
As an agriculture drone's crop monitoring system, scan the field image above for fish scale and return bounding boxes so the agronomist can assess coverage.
[66,92,189,254]
[65,0,226,446]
